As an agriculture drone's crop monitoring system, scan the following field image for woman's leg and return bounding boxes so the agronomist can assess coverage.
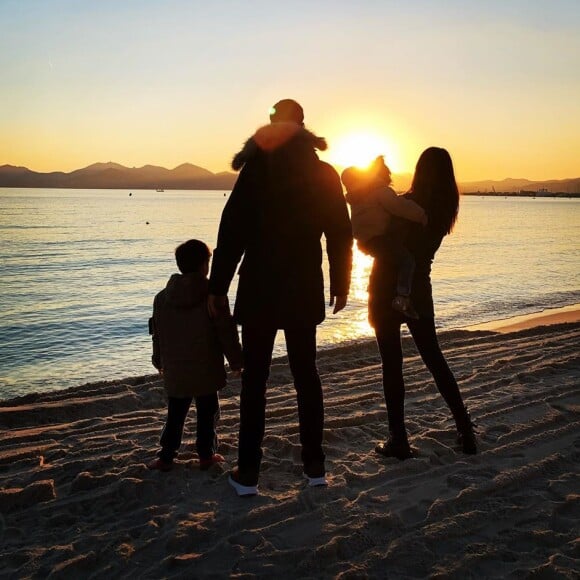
[407,317,476,452]
[406,318,466,419]
[375,318,407,442]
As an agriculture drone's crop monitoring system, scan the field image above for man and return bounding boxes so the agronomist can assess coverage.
[209,99,352,496]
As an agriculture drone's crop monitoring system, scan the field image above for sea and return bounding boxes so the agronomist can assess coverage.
[1,188,579,400]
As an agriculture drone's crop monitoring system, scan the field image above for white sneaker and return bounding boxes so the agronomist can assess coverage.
[303,473,328,487]
[228,474,258,497]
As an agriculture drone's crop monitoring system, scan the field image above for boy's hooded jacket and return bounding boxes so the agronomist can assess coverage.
[209,123,353,327]
[151,271,242,397]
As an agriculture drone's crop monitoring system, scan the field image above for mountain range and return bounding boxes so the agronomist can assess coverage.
[0,162,579,194]
[0,162,237,190]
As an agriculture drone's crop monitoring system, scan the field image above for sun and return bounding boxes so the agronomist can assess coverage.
[328,132,401,172]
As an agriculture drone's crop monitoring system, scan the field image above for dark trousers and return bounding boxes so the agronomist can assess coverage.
[238,323,325,475]
[158,393,220,463]
[360,234,415,296]
[374,316,469,439]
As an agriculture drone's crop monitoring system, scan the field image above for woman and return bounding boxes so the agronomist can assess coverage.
[368,147,477,460]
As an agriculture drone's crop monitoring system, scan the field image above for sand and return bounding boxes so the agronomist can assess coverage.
[466,304,580,334]
[1,314,579,579]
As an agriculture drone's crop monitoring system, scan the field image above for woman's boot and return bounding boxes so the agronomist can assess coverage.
[375,427,413,460]
[455,410,477,455]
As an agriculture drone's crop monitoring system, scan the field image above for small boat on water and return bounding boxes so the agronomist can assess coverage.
[156,188,164,192]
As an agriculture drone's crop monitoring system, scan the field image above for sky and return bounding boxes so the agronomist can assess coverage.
[1,0,579,182]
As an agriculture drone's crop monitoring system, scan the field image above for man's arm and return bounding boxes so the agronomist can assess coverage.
[319,162,353,311]
[208,165,253,308]
[211,298,243,372]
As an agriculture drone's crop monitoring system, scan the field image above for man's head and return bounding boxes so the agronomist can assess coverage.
[174,239,211,275]
[269,99,304,125]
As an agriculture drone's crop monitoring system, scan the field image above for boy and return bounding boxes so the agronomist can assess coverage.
[148,239,242,471]
[341,156,427,319]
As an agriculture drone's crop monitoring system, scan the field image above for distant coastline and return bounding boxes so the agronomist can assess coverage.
[462,191,580,198]
[0,162,237,191]
[1,162,579,195]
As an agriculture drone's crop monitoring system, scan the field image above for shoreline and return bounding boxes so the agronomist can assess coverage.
[462,303,580,333]
[1,304,579,405]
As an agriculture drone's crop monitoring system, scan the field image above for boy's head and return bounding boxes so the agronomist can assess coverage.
[175,239,211,274]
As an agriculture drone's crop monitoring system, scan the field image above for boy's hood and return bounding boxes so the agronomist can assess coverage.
[165,272,208,308]
[231,122,327,171]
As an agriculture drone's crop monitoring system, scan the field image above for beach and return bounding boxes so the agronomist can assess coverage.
[1,310,579,579]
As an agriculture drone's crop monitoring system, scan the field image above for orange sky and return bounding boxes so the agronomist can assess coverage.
[1,1,579,181]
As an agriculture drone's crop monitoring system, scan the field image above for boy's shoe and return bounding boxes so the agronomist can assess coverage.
[228,467,259,497]
[392,296,420,319]
[375,438,414,461]
[199,453,225,471]
[147,458,173,472]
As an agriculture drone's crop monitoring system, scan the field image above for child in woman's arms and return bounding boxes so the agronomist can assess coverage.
[342,156,427,319]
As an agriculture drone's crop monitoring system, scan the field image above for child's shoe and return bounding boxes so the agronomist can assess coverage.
[228,467,259,497]
[392,295,420,319]
[147,458,173,472]
[199,453,225,471]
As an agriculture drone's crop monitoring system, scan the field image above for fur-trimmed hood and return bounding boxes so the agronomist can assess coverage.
[231,122,327,171]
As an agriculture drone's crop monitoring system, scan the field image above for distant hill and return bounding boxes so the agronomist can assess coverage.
[1,163,579,195]
[0,162,238,190]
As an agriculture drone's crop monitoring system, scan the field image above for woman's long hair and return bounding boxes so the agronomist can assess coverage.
[410,147,459,235]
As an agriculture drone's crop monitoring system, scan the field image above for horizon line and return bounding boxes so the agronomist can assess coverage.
[1,161,579,184]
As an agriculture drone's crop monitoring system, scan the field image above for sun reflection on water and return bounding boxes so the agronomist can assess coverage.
[351,245,373,303]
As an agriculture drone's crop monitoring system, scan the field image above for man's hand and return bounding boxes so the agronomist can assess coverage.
[208,294,228,318]
[329,295,347,314]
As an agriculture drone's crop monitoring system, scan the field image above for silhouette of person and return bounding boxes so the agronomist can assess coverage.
[368,147,477,460]
[209,99,353,495]
[342,155,427,319]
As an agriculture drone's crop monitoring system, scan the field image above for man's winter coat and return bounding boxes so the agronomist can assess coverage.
[150,272,242,397]
[209,123,353,328]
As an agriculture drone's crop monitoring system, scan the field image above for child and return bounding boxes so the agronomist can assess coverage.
[341,156,427,319]
[148,239,242,472]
